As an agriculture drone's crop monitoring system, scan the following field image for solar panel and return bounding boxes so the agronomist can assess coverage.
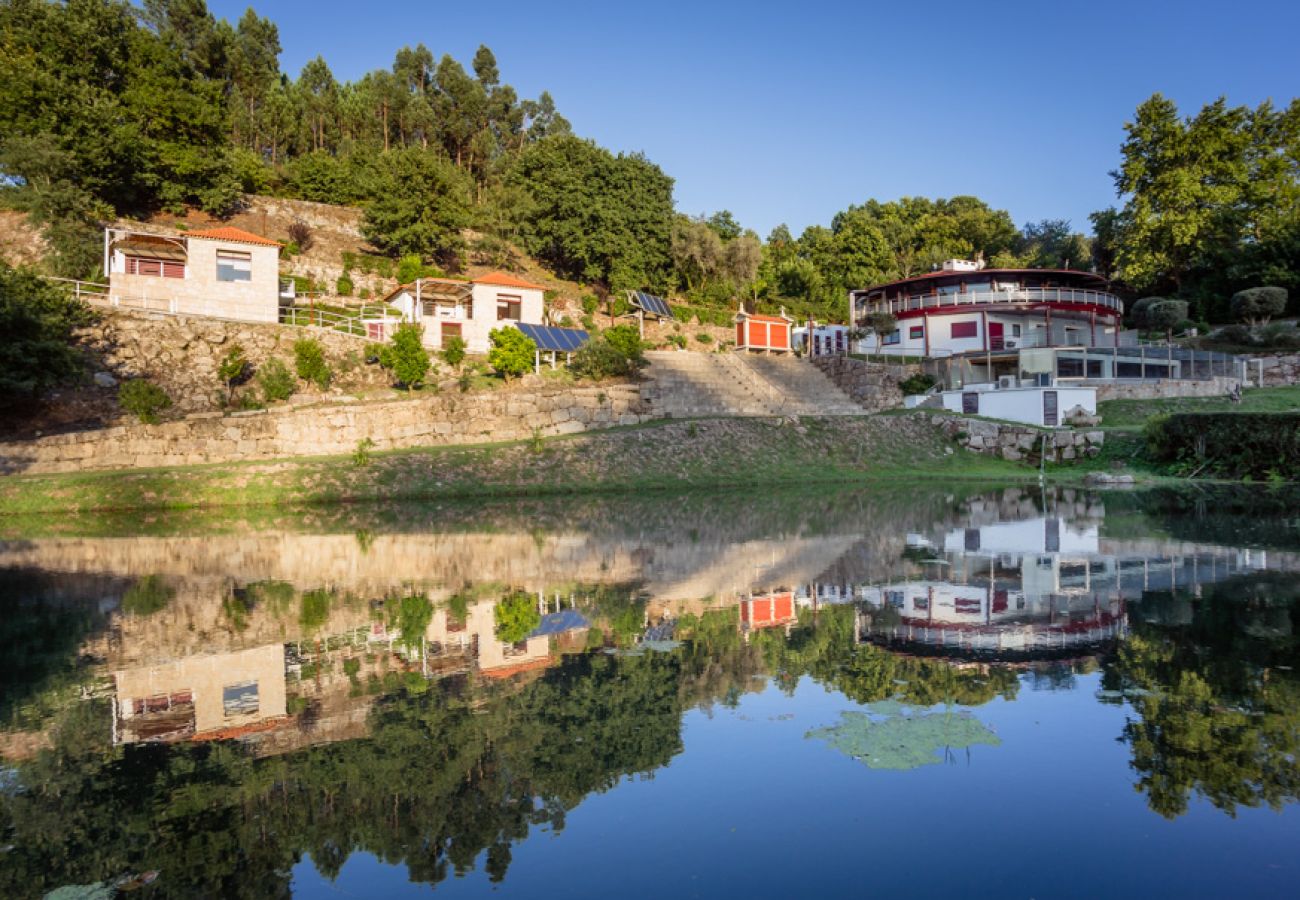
[515,322,590,352]
[631,290,672,318]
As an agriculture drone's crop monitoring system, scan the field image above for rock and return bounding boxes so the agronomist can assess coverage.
[93,371,118,388]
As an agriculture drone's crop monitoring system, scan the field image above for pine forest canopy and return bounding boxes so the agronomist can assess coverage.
[0,0,1295,323]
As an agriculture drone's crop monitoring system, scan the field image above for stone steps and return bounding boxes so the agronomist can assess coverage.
[641,351,868,418]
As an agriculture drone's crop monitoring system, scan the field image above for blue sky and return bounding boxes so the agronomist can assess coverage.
[209,0,1300,239]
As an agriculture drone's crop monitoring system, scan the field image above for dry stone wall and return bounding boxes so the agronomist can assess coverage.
[1256,354,1300,386]
[81,310,388,414]
[1093,377,1241,402]
[807,356,917,413]
[929,414,1104,464]
[0,385,649,475]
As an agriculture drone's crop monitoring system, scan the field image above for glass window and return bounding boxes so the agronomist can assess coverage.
[222,681,259,716]
[497,295,522,321]
[951,321,978,339]
[909,325,924,340]
[216,249,252,283]
[882,329,901,345]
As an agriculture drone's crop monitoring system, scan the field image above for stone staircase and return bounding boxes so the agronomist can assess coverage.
[640,351,868,418]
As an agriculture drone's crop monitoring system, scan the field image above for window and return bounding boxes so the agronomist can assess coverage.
[951,321,978,339]
[908,325,924,340]
[496,294,522,321]
[222,681,259,716]
[125,256,184,279]
[216,249,252,283]
[1011,323,1022,337]
[882,329,901,345]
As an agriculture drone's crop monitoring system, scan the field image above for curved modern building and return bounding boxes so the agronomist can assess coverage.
[849,260,1127,358]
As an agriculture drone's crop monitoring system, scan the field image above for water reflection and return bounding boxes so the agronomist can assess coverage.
[1,485,1298,897]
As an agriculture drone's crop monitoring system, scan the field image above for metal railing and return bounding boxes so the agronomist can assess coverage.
[858,287,1124,317]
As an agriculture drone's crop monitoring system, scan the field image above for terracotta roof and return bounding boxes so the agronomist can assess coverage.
[480,656,554,679]
[186,226,283,248]
[473,271,547,291]
[738,312,791,324]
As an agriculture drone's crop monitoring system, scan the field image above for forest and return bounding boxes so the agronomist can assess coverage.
[0,0,1297,323]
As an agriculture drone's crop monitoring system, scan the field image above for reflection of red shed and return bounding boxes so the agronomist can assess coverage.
[735,311,793,353]
[740,591,797,630]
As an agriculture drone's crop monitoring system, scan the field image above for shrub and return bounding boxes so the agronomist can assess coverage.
[0,263,95,406]
[1128,297,1165,328]
[257,357,296,403]
[441,335,467,370]
[604,323,645,363]
[217,344,249,404]
[570,336,633,380]
[122,575,174,616]
[695,333,713,344]
[336,273,354,296]
[1231,286,1288,326]
[287,220,314,253]
[899,372,936,395]
[488,327,536,380]
[581,294,599,315]
[294,338,331,389]
[494,591,541,643]
[1146,299,1189,339]
[396,254,445,284]
[353,437,376,467]
[385,323,430,390]
[1146,413,1300,480]
[667,333,687,349]
[1215,324,1257,346]
[118,379,171,424]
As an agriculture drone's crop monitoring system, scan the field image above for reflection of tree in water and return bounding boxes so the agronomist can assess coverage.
[1103,576,1300,819]
[0,651,685,898]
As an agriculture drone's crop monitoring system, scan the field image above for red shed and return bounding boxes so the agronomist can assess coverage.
[734,310,793,353]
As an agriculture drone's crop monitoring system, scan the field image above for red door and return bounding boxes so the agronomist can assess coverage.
[988,322,1005,350]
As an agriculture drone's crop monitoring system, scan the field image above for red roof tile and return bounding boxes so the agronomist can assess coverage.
[473,271,547,291]
[739,312,791,324]
[186,226,283,247]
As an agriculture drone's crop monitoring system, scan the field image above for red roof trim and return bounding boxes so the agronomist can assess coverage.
[473,271,547,291]
[857,268,1107,294]
[893,301,1122,321]
[738,312,791,324]
[186,226,283,248]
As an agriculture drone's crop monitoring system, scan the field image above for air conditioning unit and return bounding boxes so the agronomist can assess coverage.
[1003,338,1018,349]
[997,375,1017,390]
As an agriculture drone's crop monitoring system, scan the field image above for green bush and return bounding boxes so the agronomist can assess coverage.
[667,333,687,349]
[384,323,430,390]
[488,327,536,380]
[604,323,645,363]
[294,338,331,389]
[396,254,445,284]
[899,372,937,395]
[1231,286,1288,326]
[257,357,296,403]
[118,379,171,424]
[1145,413,1300,480]
[571,336,633,380]
[0,263,95,405]
[217,344,248,403]
[441,335,467,370]
[581,294,599,315]
[695,333,713,344]
[494,591,541,643]
[336,273,354,296]
[122,575,174,616]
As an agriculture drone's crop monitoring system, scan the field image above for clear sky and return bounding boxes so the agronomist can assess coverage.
[209,0,1300,239]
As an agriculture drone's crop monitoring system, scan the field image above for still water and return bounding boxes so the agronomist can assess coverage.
[2,485,1298,898]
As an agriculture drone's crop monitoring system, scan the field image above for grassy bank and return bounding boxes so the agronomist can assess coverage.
[1097,385,1300,429]
[0,416,1031,516]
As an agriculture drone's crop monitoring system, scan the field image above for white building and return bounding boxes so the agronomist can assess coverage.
[105,225,283,323]
[383,271,546,353]
[939,381,1097,427]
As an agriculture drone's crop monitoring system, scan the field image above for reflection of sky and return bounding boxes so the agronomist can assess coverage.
[290,674,1300,899]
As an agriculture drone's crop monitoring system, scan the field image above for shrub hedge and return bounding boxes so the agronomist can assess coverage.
[1145,413,1300,480]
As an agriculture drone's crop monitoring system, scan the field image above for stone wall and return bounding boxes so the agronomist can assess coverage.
[808,356,918,413]
[0,385,649,475]
[1093,377,1241,402]
[81,310,389,415]
[1256,354,1300,386]
[929,414,1104,464]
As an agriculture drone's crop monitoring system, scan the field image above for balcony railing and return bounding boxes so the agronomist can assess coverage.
[858,287,1124,318]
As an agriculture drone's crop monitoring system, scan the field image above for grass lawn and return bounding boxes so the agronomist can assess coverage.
[1097,385,1300,430]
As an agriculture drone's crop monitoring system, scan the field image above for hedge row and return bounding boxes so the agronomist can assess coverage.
[1145,413,1300,481]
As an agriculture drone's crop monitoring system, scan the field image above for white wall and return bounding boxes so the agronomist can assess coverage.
[388,282,545,353]
[941,385,1096,426]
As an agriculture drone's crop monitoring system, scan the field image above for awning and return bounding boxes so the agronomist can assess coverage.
[113,234,187,261]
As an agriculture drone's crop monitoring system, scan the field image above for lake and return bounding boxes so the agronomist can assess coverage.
[2,484,1298,899]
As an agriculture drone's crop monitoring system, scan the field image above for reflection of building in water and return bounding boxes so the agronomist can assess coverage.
[114,644,288,744]
[739,591,798,636]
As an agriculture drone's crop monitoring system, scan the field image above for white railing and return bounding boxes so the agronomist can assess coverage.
[859,287,1124,317]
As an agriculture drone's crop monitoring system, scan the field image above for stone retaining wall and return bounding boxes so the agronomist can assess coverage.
[1256,353,1300,386]
[0,385,649,475]
[808,356,917,413]
[1093,377,1240,402]
[929,414,1104,463]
